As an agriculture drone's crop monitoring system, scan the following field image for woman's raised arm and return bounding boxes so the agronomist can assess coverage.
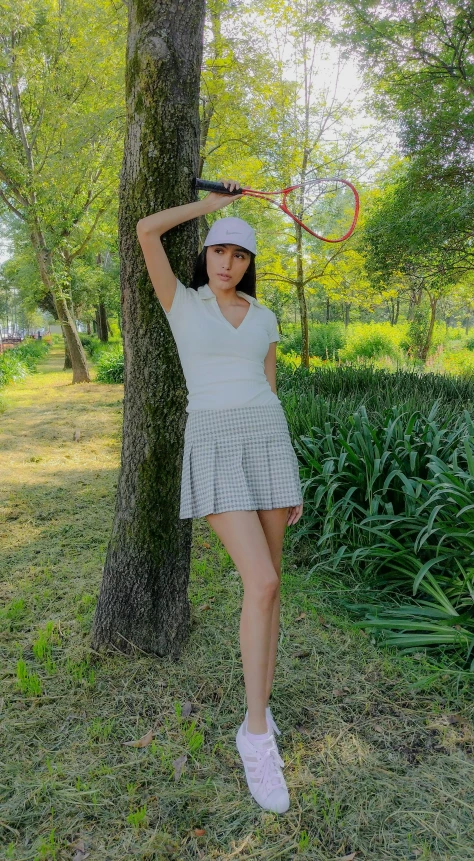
[136,181,242,313]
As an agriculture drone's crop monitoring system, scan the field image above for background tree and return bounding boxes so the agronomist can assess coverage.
[0,0,125,381]
[335,0,474,190]
[91,0,206,656]
[364,164,474,359]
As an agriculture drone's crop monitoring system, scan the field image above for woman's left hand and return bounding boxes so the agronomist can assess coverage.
[287,502,303,526]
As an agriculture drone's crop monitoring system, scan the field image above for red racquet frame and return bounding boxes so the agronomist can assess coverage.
[194,177,360,243]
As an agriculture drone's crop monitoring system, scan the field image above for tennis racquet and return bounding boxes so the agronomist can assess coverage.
[193,176,360,243]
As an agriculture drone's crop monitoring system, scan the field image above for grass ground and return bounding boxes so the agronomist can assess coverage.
[1,348,473,861]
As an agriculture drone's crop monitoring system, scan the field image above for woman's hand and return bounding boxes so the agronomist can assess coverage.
[205,178,243,211]
[287,502,303,526]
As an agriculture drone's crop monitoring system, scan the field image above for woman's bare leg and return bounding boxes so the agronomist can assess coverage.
[205,509,279,734]
[256,507,288,703]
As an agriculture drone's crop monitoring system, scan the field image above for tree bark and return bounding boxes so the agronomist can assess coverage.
[344,302,350,328]
[91,0,206,657]
[30,228,90,382]
[63,338,72,369]
[95,302,109,341]
[421,296,438,363]
[295,222,309,369]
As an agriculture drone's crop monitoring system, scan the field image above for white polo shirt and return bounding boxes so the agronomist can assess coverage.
[163,279,281,412]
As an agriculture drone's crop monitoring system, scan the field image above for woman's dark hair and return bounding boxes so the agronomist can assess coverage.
[189,245,257,297]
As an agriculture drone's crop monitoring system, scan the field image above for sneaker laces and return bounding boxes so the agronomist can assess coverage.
[251,737,286,791]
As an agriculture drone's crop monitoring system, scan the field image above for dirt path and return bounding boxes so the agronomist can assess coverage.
[0,347,122,608]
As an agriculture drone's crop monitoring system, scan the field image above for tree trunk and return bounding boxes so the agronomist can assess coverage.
[344,303,350,328]
[63,337,72,369]
[95,302,109,342]
[295,222,309,369]
[421,297,437,363]
[394,297,400,325]
[31,228,90,382]
[55,295,90,382]
[92,0,206,657]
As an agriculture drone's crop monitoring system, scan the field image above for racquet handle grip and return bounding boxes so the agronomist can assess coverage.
[193,178,242,196]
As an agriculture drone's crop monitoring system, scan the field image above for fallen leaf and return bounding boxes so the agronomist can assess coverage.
[337,853,357,860]
[199,603,211,611]
[194,828,206,836]
[294,649,311,658]
[373,724,384,733]
[294,612,306,621]
[333,689,345,697]
[122,729,154,748]
[182,701,193,717]
[71,839,89,861]
[173,753,187,781]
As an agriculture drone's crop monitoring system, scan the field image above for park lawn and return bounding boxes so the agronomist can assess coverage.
[1,348,473,861]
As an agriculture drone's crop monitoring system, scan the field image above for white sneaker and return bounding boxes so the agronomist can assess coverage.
[236,719,290,813]
[245,706,281,737]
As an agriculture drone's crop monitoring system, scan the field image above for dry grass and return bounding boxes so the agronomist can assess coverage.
[1,348,473,861]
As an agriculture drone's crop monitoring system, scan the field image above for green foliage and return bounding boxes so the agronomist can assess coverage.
[80,334,122,362]
[279,358,474,666]
[339,322,403,362]
[80,334,104,359]
[0,339,50,388]
[279,364,474,460]
[13,338,50,369]
[16,659,42,697]
[404,305,431,361]
[281,323,346,359]
[95,348,124,383]
[335,1,474,189]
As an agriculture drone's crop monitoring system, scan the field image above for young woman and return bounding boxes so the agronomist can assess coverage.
[137,179,304,815]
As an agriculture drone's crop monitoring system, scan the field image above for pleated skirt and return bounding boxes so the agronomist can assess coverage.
[179,401,303,519]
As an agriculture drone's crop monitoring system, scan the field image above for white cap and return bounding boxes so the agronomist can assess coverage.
[203,217,257,255]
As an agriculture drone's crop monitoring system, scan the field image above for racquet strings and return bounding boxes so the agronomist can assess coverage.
[283,179,356,241]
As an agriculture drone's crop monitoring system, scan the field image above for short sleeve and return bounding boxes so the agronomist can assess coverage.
[164,277,189,319]
[268,310,280,343]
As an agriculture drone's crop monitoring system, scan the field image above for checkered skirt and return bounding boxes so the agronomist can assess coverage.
[179,402,303,519]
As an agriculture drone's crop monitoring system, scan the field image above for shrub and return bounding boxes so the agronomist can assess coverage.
[14,338,50,368]
[0,338,50,388]
[339,323,404,363]
[0,351,28,387]
[291,399,474,667]
[95,348,124,383]
[80,334,123,361]
[440,348,474,378]
[280,323,346,359]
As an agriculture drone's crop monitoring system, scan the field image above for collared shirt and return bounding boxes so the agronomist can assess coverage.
[163,279,280,412]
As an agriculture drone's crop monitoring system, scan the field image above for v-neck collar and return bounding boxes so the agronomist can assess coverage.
[197,283,259,332]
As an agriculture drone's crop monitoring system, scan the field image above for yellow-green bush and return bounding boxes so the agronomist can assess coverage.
[439,348,474,377]
[339,322,407,363]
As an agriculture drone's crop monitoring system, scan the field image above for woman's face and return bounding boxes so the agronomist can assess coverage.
[206,244,251,291]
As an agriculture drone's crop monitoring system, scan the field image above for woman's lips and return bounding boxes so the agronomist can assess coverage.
[218,274,231,281]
